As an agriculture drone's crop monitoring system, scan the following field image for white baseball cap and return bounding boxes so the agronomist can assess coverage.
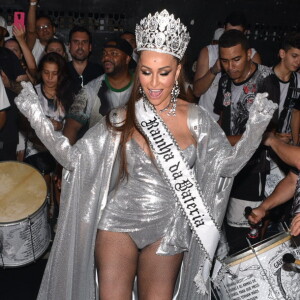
[0,16,9,37]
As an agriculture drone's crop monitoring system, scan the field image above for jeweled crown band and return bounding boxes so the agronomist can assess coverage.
[135,9,190,60]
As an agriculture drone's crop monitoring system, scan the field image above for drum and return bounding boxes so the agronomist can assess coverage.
[0,161,50,267]
[215,231,300,300]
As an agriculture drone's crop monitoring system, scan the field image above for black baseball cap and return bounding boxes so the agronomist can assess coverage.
[103,38,133,57]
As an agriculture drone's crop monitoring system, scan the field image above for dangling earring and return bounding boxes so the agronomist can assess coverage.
[139,86,148,111]
[168,80,180,116]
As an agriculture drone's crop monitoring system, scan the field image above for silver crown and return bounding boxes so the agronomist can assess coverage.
[135,9,190,60]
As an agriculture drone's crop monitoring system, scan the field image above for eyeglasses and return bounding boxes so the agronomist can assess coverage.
[36,24,52,32]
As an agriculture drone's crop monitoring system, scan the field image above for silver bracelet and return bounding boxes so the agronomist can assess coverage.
[30,2,37,6]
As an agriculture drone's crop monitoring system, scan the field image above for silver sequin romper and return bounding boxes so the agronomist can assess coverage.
[98,139,196,254]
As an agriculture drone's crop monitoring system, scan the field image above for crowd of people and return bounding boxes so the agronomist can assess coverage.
[1,2,300,299]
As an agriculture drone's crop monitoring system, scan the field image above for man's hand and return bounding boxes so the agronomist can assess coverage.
[291,214,300,236]
[263,131,276,146]
[248,206,266,225]
[275,132,292,144]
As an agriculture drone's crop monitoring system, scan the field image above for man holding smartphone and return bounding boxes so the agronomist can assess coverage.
[26,0,57,63]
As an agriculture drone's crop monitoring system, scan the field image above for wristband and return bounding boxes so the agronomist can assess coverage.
[30,2,37,6]
[209,66,218,76]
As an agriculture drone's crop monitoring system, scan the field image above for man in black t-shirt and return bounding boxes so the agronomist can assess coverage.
[214,30,280,254]
[0,47,26,161]
[67,26,103,94]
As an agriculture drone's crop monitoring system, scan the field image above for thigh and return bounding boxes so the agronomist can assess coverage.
[137,240,183,300]
[95,230,138,300]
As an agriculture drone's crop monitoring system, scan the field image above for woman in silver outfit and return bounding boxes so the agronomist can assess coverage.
[15,10,277,300]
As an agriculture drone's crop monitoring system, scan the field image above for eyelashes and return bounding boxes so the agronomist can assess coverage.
[140,70,171,76]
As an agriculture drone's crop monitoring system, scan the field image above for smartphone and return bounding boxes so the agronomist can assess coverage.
[14,12,25,29]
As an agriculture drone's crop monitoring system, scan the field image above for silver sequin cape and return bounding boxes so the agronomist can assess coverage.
[15,85,274,300]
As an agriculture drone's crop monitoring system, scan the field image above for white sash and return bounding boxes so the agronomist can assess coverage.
[135,98,220,261]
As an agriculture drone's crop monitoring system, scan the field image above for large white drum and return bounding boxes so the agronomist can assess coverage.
[0,161,51,267]
[215,231,300,300]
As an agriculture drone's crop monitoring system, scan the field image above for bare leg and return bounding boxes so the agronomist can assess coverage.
[95,230,138,300]
[137,240,183,300]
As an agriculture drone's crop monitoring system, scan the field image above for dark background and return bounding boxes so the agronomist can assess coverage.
[2,0,300,79]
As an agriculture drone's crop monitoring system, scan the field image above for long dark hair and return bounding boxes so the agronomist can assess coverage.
[45,38,68,60]
[38,52,74,112]
[107,52,188,179]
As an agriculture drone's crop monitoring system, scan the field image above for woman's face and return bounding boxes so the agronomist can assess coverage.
[138,50,181,111]
[5,40,22,60]
[42,62,59,89]
[46,42,65,57]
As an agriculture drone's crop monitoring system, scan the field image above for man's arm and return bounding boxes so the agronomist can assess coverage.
[193,47,221,97]
[264,133,300,169]
[26,0,38,50]
[0,111,6,130]
[248,171,297,224]
[13,25,37,84]
[291,108,300,145]
[62,118,83,145]
[1,71,23,95]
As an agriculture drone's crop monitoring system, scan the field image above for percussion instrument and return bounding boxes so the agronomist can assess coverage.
[215,231,300,300]
[0,161,50,267]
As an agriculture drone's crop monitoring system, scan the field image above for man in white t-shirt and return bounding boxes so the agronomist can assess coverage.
[0,76,9,130]
[193,11,262,120]
[26,0,70,63]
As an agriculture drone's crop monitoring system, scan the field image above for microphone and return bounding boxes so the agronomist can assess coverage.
[282,253,300,265]
[244,206,262,239]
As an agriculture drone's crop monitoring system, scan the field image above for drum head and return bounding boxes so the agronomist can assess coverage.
[0,161,47,223]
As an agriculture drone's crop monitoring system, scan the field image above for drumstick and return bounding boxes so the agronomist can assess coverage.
[282,253,300,265]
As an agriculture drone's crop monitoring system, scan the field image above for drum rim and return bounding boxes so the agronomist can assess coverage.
[224,231,291,265]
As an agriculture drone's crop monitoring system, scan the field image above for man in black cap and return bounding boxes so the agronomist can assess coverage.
[63,38,134,144]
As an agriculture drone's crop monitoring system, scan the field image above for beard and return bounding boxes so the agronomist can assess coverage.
[103,61,125,76]
[71,50,89,62]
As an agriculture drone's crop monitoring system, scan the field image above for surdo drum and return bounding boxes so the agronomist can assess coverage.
[215,231,300,300]
[0,161,50,267]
